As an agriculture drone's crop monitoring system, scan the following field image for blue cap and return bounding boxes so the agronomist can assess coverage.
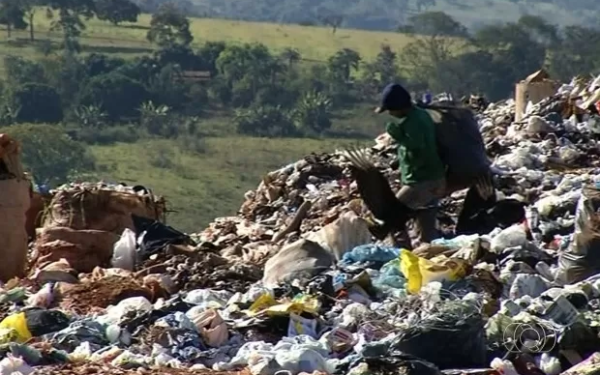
[375,83,412,113]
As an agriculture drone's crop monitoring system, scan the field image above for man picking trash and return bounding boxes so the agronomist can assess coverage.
[374,83,493,248]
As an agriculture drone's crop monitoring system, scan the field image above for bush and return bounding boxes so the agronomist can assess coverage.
[235,105,297,137]
[79,73,150,121]
[0,123,96,186]
[83,54,126,77]
[74,125,141,145]
[13,83,63,123]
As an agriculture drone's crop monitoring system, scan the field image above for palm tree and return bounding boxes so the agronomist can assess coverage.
[280,47,301,67]
[328,48,362,81]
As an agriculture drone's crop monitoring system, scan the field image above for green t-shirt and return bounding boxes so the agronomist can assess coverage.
[385,106,445,185]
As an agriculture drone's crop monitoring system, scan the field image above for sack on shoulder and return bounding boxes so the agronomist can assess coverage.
[421,104,490,179]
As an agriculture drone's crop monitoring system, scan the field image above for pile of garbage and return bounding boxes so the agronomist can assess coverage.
[3,74,600,375]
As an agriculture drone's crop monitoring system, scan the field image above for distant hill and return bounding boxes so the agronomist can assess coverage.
[174,0,597,31]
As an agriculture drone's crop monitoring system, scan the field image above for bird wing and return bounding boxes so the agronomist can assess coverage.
[455,183,498,235]
[341,148,400,222]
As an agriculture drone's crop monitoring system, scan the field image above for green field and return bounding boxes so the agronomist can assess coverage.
[0,12,420,66]
[91,136,371,232]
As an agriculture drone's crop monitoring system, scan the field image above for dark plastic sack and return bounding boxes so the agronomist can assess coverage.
[24,309,71,337]
[420,104,490,180]
[556,186,600,284]
[390,303,487,369]
[132,215,193,257]
[361,352,442,375]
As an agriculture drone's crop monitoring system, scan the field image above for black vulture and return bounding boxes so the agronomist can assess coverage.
[341,148,415,239]
[342,148,526,238]
[456,185,526,235]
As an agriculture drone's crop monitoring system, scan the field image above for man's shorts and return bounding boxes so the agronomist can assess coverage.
[395,178,446,210]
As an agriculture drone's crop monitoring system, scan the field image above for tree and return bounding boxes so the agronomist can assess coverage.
[95,0,140,25]
[23,0,41,41]
[0,0,27,38]
[197,41,226,74]
[400,35,459,94]
[319,14,343,34]
[45,0,95,16]
[79,72,150,121]
[405,11,468,37]
[327,48,361,82]
[153,44,202,70]
[474,22,546,95]
[415,0,437,11]
[517,15,559,46]
[293,91,333,134]
[13,83,63,123]
[3,56,48,86]
[83,53,126,77]
[360,44,401,98]
[280,47,301,67]
[1,123,96,186]
[46,0,96,50]
[548,26,600,80]
[147,3,193,48]
[215,43,285,106]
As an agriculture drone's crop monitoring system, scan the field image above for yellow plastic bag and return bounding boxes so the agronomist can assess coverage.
[246,294,321,317]
[400,250,468,294]
[247,294,277,316]
[0,313,31,343]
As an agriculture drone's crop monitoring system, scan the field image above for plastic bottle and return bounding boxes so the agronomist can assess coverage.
[491,358,520,375]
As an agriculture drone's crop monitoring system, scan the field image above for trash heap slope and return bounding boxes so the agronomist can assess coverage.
[4,75,600,375]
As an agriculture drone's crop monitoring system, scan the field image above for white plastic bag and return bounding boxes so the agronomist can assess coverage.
[111,228,137,271]
[0,354,33,375]
[490,224,528,254]
[26,283,54,308]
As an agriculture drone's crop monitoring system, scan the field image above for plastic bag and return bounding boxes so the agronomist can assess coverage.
[111,228,137,271]
[399,250,467,294]
[373,257,406,291]
[287,313,318,339]
[556,186,600,284]
[102,297,153,325]
[275,347,334,374]
[26,283,54,309]
[262,239,334,286]
[0,354,33,375]
[490,224,528,254]
[0,313,31,343]
[187,308,229,348]
[391,302,486,369]
[340,244,400,265]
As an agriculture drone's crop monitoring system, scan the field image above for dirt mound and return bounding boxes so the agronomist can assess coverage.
[60,276,154,315]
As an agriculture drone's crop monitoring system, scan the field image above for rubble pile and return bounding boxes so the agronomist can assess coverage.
[3,74,600,375]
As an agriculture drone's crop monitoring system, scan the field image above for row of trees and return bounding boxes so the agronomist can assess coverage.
[4,9,600,135]
[398,13,600,100]
[0,0,141,43]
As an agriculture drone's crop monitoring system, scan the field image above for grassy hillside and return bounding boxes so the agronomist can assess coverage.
[0,13,420,67]
[91,136,371,232]
[90,109,380,232]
